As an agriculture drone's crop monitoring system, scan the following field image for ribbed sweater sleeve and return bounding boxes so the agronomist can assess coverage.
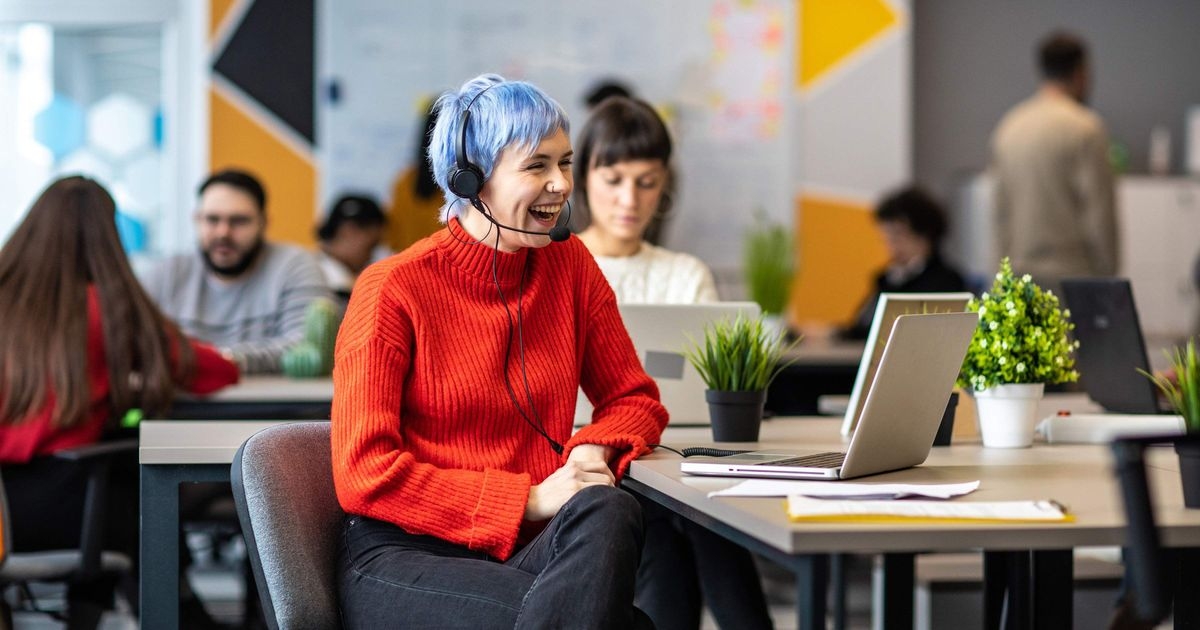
[330,221,666,560]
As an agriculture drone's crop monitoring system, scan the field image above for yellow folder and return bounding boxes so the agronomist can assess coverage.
[786,497,1074,524]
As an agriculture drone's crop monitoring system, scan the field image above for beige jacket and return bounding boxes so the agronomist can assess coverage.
[991,90,1117,287]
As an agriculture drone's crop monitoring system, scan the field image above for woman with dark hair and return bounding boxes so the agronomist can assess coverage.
[574,97,772,630]
[574,96,718,304]
[0,176,239,618]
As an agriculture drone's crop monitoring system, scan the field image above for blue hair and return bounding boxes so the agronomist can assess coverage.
[429,74,570,222]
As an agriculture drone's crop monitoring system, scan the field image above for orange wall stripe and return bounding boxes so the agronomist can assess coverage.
[210,88,316,247]
[789,194,889,324]
[210,0,240,42]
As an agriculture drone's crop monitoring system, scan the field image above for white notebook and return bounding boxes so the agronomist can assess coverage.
[785,497,1073,523]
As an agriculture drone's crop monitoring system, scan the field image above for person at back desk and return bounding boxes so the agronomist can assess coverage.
[0,177,238,621]
[139,168,333,374]
[574,95,773,630]
[842,186,968,339]
[315,193,388,305]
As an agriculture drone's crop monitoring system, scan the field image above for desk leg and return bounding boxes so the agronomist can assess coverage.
[830,553,845,630]
[140,464,229,630]
[1006,551,1031,629]
[141,465,179,629]
[1031,549,1072,630]
[880,553,915,630]
[1175,547,1200,628]
[793,554,828,630]
[983,551,1007,630]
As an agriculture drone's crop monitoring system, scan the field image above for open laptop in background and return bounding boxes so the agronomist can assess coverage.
[681,311,978,480]
[842,292,974,435]
[1060,278,1171,414]
[574,302,761,427]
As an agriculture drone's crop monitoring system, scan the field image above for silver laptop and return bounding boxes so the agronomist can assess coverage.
[681,311,978,480]
[574,302,761,427]
[842,292,974,435]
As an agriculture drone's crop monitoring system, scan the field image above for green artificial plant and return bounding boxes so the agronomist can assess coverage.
[282,298,340,378]
[683,314,800,392]
[957,257,1079,391]
[743,213,794,316]
[1140,339,1200,433]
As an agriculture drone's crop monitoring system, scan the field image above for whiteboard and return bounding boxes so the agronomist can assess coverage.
[319,0,792,269]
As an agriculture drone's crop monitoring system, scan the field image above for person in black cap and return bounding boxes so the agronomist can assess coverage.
[316,194,388,302]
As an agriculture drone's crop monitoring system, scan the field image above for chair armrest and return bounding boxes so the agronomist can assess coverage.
[50,439,137,462]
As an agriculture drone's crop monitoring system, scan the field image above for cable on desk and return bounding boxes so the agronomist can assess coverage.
[648,445,754,458]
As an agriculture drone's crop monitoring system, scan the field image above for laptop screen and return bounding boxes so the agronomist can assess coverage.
[1060,278,1160,414]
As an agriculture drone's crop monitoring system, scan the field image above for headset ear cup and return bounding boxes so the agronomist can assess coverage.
[448,164,484,200]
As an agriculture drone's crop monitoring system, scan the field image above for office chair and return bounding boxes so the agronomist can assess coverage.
[231,422,342,630]
[0,439,136,629]
[1109,433,1200,628]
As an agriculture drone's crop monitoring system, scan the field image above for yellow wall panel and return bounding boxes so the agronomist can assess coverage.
[797,0,898,89]
[789,194,888,324]
[210,89,316,247]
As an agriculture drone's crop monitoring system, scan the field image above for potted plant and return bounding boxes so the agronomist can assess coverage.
[684,314,800,441]
[1140,339,1200,507]
[744,213,795,329]
[957,258,1079,448]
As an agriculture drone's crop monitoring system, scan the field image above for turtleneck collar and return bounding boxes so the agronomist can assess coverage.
[434,217,531,286]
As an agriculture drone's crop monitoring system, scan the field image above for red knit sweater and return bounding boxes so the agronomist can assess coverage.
[332,219,668,560]
[0,287,240,463]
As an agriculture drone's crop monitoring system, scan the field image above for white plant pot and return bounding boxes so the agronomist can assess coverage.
[973,383,1045,448]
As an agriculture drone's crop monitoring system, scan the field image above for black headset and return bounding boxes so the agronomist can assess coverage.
[447,87,491,205]
[445,84,572,243]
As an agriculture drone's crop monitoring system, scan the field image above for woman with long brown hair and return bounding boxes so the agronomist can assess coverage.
[0,176,239,618]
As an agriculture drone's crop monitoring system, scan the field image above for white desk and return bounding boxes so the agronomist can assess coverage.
[631,417,1200,629]
[139,420,301,629]
[168,376,333,419]
[138,415,1200,629]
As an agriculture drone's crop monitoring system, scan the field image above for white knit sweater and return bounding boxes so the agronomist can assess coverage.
[590,242,718,304]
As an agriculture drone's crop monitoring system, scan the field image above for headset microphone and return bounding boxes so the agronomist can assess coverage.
[470,198,572,242]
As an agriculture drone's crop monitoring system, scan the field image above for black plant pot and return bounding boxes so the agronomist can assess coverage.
[932,392,959,447]
[706,389,767,442]
[1177,442,1200,508]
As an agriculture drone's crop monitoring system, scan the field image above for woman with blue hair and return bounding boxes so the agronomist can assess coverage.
[331,74,665,628]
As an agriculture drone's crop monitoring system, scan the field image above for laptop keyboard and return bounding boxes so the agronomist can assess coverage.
[758,452,846,469]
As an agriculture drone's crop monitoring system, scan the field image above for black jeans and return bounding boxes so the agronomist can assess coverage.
[338,485,654,629]
[635,496,773,630]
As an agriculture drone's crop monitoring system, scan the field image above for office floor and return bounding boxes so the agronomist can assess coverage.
[5,550,1170,629]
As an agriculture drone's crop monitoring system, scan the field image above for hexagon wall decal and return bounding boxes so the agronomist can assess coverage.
[87,94,151,160]
[34,95,86,160]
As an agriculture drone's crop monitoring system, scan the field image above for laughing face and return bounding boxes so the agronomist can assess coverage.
[462,127,573,252]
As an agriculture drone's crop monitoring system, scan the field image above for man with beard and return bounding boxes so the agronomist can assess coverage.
[141,169,331,374]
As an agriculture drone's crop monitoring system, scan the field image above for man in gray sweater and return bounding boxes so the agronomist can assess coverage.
[141,169,332,374]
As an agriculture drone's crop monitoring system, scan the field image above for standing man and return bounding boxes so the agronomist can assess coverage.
[141,168,332,374]
[991,31,1117,294]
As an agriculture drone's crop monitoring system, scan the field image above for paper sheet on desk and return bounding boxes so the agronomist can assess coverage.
[786,496,1073,523]
[708,480,980,500]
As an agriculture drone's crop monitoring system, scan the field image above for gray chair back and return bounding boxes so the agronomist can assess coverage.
[232,422,343,630]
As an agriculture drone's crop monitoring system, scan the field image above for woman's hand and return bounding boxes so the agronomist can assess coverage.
[525,459,615,521]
